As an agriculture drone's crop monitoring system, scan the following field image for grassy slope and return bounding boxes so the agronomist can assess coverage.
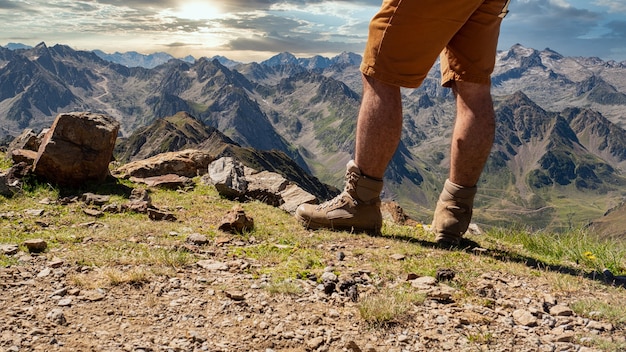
[1,154,625,350]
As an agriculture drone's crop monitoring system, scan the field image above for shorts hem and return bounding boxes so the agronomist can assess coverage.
[441,72,492,87]
[360,64,424,88]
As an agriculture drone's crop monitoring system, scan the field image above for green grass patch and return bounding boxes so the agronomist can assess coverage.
[571,297,626,327]
[486,227,626,275]
[358,285,426,326]
[265,279,304,296]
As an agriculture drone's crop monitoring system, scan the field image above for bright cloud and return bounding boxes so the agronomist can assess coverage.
[0,0,624,62]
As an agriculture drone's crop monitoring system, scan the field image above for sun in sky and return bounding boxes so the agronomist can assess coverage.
[173,1,223,20]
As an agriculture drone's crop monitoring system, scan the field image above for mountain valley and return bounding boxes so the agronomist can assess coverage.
[1,42,626,236]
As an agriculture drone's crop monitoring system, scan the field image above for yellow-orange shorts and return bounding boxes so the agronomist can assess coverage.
[360,0,510,88]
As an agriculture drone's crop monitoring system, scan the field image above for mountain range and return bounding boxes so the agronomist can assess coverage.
[1,42,626,237]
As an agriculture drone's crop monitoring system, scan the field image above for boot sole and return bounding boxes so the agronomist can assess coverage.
[295,214,381,235]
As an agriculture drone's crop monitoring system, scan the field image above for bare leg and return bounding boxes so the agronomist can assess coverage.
[432,81,495,245]
[354,74,403,179]
[449,81,495,187]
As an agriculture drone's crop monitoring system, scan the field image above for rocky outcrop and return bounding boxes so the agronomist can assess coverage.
[113,149,213,179]
[32,112,120,186]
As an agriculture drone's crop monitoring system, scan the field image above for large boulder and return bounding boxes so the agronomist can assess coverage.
[33,112,120,186]
[114,149,213,179]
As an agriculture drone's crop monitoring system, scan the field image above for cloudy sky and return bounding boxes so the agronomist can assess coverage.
[1,0,625,62]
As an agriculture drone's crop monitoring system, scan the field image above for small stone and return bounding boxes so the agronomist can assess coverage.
[82,290,106,302]
[586,320,613,331]
[337,251,346,261]
[1,244,19,255]
[23,238,47,253]
[543,294,557,306]
[554,332,575,342]
[307,336,325,349]
[345,341,362,352]
[147,208,177,221]
[436,268,455,282]
[427,284,456,301]
[83,208,104,217]
[50,287,69,298]
[218,206,254,233]
[363,344,377,352]
[186,233,209,246]
[390,253,405,261]
[58,298,72,306]
[37,268,52,278]
[513,309,538,327]
[406,273,419,281]
[411,276,437,289]
[197,260,229,271]
[549,305,573,317]
[321,271,338,283]
[323,281,336,295]
[48,259,64,268]
[25,208,45,216]
[81,193,110,205]
[46,308,67,325]
[224,290,246,301]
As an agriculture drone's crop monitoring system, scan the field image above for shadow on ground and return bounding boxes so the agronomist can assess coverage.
[379,230,626,289]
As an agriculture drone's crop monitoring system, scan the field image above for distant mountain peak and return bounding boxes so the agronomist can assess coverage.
[92,49,195,68]
[4,43,33,50]
[261,52,299,67]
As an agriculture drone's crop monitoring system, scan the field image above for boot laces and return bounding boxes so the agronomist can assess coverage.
[317,170,359,210]
[317,192,355,210]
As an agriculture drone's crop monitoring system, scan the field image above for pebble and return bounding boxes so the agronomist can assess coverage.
[24,209,45,216]
[337,251,346,261]
[58,298,72,306]
[513,309,538,327]
[50,287,69,298]
[37,268,52,278]
[411,276,437,289]
[23,239,47,253]
[321,271,338,283]
[550,305,573,317]
[1,244,19,256]
[307,336,325,349]
[46,309,67,325]
[196,260,229,271]
[390,253,405,261]
[186,233,209,246]
[554,332,575,342]
[586,320,613,331]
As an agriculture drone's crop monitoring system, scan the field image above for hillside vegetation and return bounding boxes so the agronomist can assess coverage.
[1,153,625,351]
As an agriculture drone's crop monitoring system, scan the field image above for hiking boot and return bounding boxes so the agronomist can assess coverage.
[432,179,477,246]
[295,160,383,233]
